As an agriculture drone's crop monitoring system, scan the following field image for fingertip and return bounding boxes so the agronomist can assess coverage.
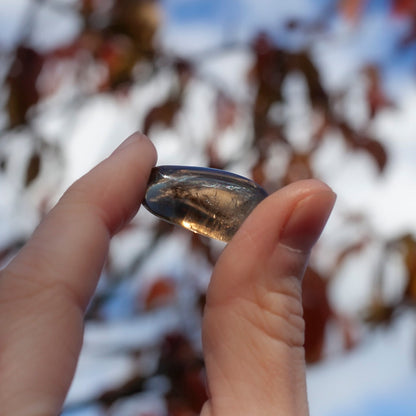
[111,131,158,166]
[279,186,336,253]
[133,132,158,165]
[211,179,336,298]
[227,179,334,256]
[273,179,334,206]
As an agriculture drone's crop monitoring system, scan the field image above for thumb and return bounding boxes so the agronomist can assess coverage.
[201,179,336,416]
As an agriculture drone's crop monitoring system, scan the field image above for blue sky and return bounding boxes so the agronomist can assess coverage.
[158,0,416,103]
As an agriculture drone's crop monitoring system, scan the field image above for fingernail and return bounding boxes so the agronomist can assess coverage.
[280,189,336,253]
[111,132,143,156]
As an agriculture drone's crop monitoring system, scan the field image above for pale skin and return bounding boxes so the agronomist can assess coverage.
[0,132,336,415]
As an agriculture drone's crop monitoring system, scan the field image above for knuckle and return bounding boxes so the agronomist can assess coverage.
[252,278,305,349]
[0,254,85,313]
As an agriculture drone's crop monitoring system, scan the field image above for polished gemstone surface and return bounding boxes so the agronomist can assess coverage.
[143,166,268,242]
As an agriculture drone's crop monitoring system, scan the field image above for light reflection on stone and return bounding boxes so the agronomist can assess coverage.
[143,166,268,242]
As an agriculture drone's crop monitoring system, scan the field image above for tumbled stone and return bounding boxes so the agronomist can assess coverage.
[143,166,268,242]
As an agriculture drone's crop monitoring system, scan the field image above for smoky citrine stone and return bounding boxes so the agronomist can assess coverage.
[143,166,268,242]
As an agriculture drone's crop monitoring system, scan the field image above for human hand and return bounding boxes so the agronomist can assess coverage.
[0,132,335,415]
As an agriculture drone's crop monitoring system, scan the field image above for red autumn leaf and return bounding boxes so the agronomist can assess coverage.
[389,1,416,45]
[391,0,416,16]
[97,34,136,90]
[166,398,197,416]
[144,276,176,309]
[182,369,208,412]
[159,333,207,414]
[302,267,332,364]
[338,0,366,24]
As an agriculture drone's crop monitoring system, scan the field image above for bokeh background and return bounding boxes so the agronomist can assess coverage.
[1,0,416,415]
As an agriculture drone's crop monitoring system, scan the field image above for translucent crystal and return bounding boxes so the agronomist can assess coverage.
[143,166,268,242]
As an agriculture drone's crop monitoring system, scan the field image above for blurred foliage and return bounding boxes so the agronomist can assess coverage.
[1,0,416,414]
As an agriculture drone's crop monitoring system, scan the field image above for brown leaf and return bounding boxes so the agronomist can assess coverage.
[98,373,145,407]
[251,154,267,186]
[80,0,95,17]
[143,97,182,135]
[339,122,388,172]
[25,152,41,187]
[364,65,394,118]
[332,238,369,272]
[283,152,314,185]
[292,51,329,112]
[398,234,416,301]
[112,0,161,56]
[48,30,102,59]
[174,58,194,90]
[363,298,395,325]
[251,33,290,139]
[6,46,44,127]
[360,136,388,172]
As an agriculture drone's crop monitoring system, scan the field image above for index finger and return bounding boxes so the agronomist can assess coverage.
[0,132,157,415]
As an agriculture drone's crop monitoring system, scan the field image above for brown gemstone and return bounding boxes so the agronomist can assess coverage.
[143,166,268,242]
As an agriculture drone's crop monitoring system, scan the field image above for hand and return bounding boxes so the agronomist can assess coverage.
[0,132,336,415]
